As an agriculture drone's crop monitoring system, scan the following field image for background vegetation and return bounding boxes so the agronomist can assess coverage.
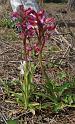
[45,0,68,3]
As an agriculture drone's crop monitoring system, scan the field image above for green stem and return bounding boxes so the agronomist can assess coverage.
[23,62,28,109]
[39,52,45,80]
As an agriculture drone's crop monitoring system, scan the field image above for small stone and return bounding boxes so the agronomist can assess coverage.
[43,117,49,122]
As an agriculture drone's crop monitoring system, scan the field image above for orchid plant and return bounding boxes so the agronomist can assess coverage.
[12,5,56,76]
[11,5,56,109]
[2,5,75,113]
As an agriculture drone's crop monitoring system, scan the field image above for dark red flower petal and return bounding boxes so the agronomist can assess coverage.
[11,12,20,18]
[34,44,40,54]
[45,18,55,23]
[47,25,56,30]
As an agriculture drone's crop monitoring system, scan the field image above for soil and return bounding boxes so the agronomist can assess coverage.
[0,2,75,124]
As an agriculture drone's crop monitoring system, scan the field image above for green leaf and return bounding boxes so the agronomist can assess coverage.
[33,92,48,99]
[58,71,66,80]
[11,92,24,104]
[44,76,57,101]
[63,94,74,105]
[7,119,17,124]
[52,102,65,112]
[55,83,71,97]
[43,70,54,94]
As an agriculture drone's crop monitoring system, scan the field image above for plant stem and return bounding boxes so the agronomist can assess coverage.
[23,62,28,109]
[38,26,46,81]
[23,36,27,61]
[23,36,28,108]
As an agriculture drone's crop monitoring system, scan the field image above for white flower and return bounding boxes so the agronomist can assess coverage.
[20,68,24,75]
[19,61,26,75]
